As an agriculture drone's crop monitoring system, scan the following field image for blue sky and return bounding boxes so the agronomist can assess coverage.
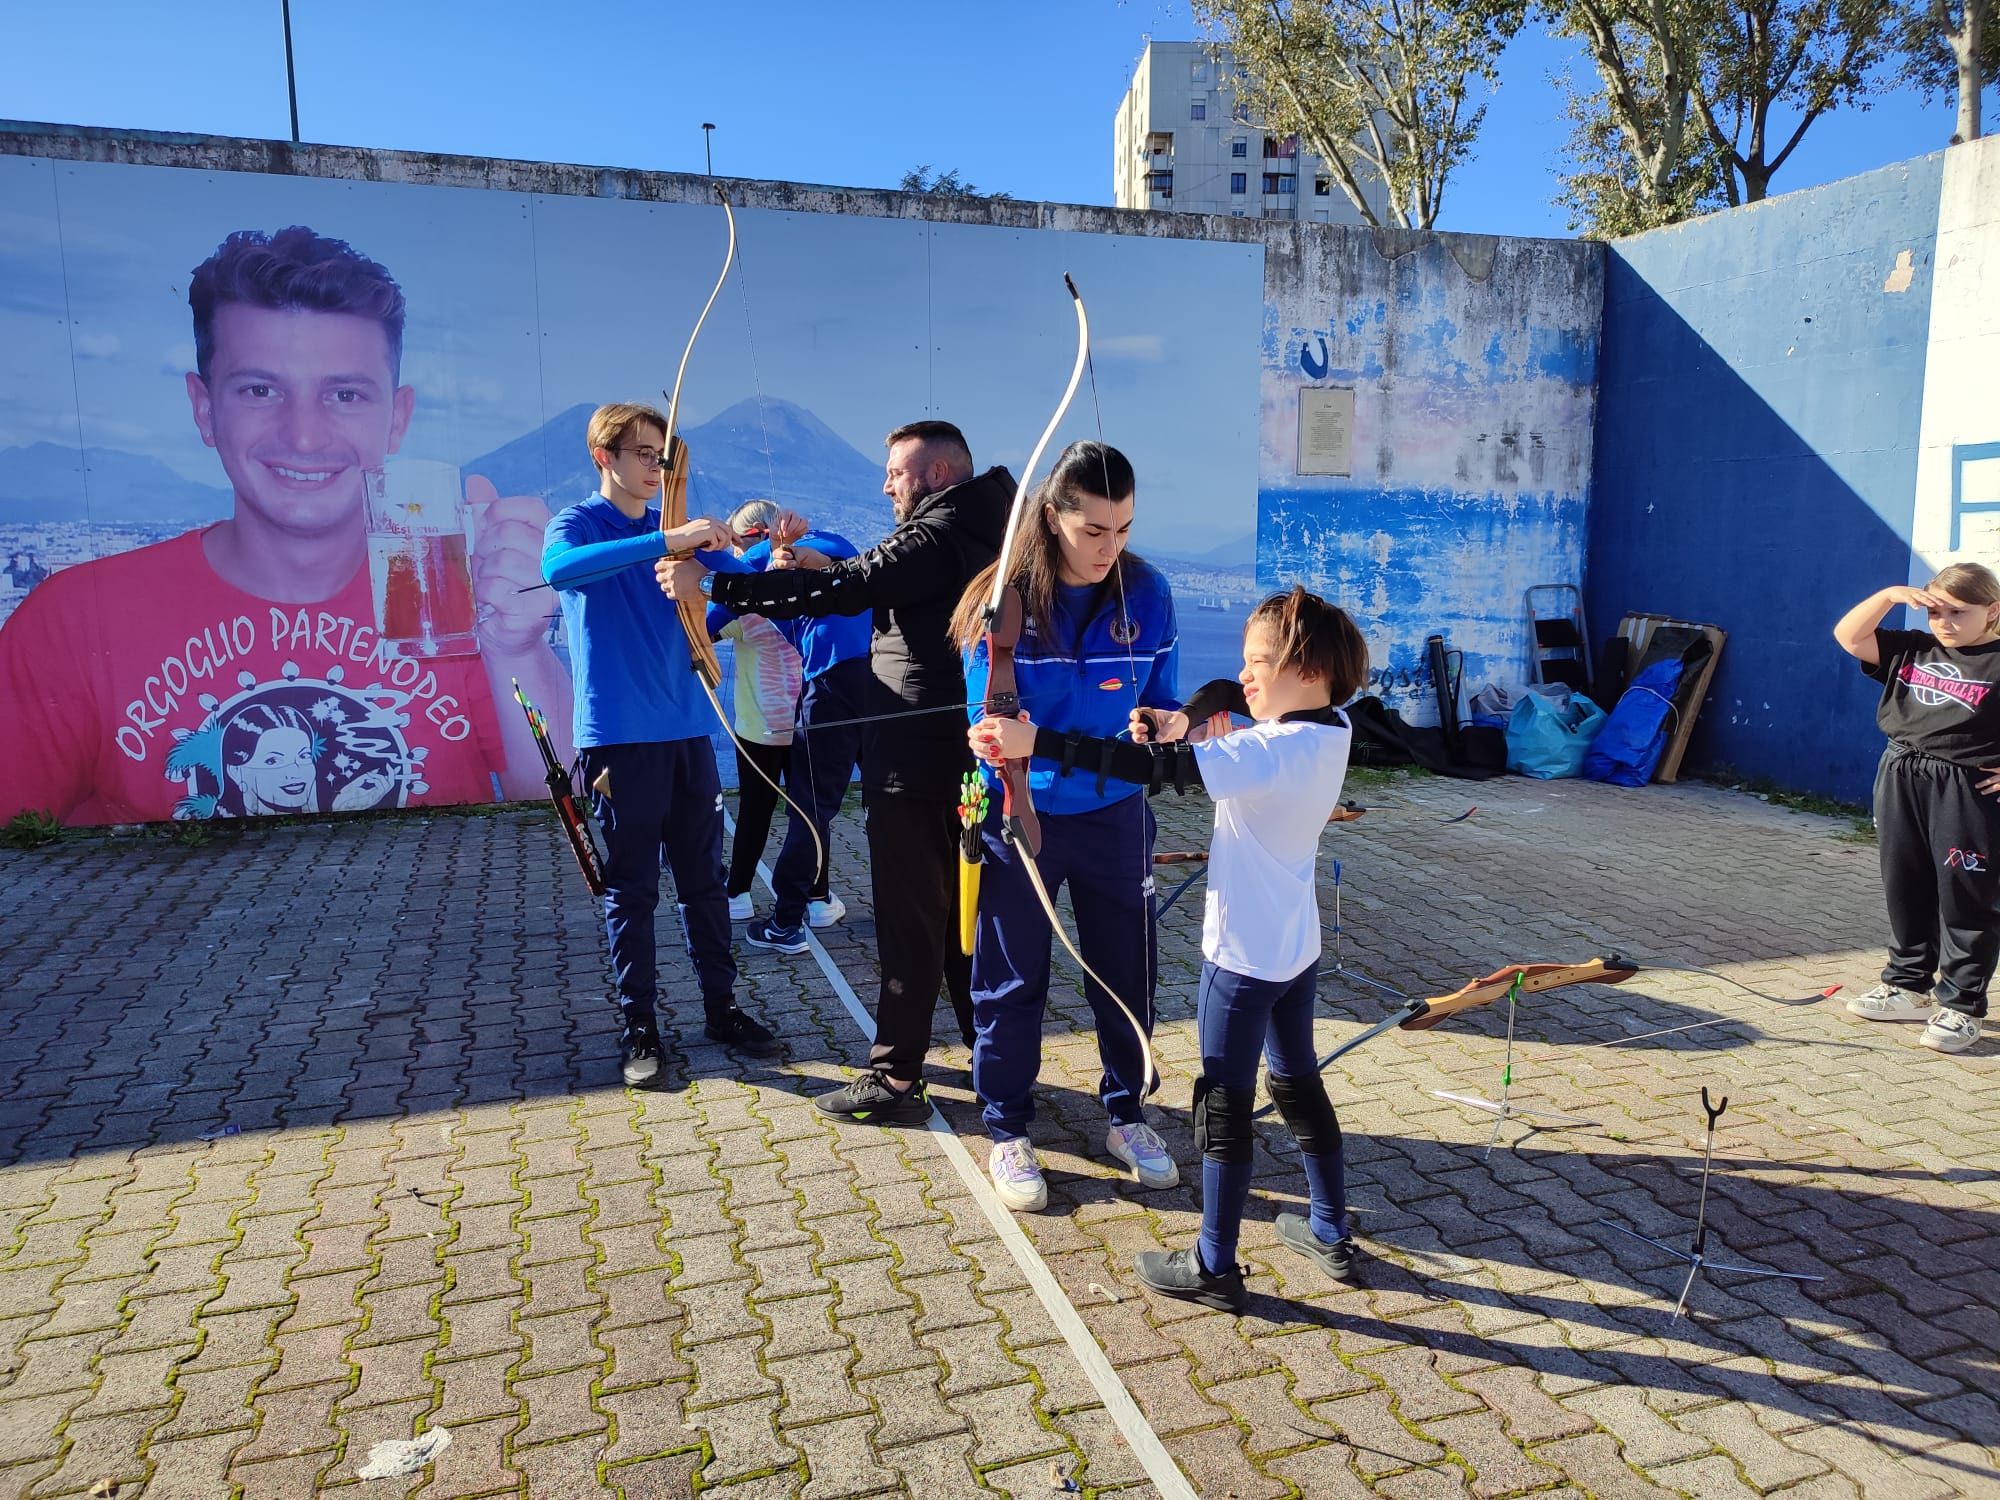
[0,0,1980,239]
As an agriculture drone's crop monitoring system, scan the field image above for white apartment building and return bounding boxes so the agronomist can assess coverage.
[1113,39,1381,224]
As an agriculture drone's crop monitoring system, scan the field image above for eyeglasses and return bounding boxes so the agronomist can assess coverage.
[612,446,669,467]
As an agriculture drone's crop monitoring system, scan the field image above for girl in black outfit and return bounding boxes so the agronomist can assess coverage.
[1833,562,2000,1054]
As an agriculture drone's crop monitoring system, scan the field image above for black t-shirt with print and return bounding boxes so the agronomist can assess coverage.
[1865,628,2000,767]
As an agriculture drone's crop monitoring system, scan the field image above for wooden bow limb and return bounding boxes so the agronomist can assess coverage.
[1253,956,1640,1118]
[1152,850,1209,865]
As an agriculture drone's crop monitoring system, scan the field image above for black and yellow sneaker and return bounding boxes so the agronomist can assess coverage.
[813,1071,931,1124]
[1132,1247,1248,1313]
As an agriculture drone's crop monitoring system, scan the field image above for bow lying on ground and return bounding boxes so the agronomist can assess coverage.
[654,183,824,884]
[513,678,607,896]
[1253,955,1639,1118]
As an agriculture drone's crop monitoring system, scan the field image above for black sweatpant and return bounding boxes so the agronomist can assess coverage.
[863,791,975,1080]
[1875,746,2000,1018]
[728,739,796,899]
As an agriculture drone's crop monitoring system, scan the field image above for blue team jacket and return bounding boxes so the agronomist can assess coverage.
[542,497,722,748]
[963,560,1179,817]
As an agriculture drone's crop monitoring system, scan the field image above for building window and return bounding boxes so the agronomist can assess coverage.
[1263,134,1299,159]
[1146,132,1173,156]
[1231,139,1248,158]
[1262,173,1296,195]
[1148,170,1173,198]
[1230,172,1246,195]
[1315,177,1331,196]
[1231,210,1248,217]
[1190,99,1206,120]
[1191,60,1209,82]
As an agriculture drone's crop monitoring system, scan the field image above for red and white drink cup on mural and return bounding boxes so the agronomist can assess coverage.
[364,460,480,657]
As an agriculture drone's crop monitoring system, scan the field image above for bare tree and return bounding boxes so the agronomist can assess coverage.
[1893,0,1995,141]
[1190,0,1528,230]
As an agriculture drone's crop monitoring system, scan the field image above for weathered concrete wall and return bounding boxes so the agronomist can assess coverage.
[1257,227,1604,710]
[1591,152,1954,802]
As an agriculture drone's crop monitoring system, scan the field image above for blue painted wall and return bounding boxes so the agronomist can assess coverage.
[1256,229,1605,716]
[1590,156,1947,801]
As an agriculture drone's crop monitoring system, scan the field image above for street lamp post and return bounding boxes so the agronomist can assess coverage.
[281,0,301,143]
[701,123,716,176]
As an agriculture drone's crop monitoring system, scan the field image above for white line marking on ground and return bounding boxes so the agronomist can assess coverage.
[734,825,1194,1499]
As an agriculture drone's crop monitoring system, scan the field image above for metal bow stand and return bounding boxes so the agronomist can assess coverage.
[1433,970,1596,1157]
[1600,1088,1823,1321]
[1318,859,1407,1001]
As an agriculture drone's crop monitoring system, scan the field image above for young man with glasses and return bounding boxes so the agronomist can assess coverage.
[542,403,779,1084]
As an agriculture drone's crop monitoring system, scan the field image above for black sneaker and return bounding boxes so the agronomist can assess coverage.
[704,1005,780,1058]
[1274,1212,1356,1281]
[744,918,810,955]
[1132,1247,1248,1313]
[620,1023,663,1086]
[813,1072,931,1124]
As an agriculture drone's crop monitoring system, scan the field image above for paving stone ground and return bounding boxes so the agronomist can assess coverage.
[0,771,1995,1499]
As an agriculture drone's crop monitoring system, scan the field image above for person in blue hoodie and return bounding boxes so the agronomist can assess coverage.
[949,441,1179,1211]
[704,519,873,948]
[540,403,780,1086]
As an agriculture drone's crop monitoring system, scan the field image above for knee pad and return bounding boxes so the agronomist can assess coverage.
[1191,1075,1257,1164]
[1266,1071,1342,1157]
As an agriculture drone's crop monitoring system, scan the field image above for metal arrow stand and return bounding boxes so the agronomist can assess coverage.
[1318,859,1408,1001]
[1432,971,1596,1158]
[1600,1088,1823,1322]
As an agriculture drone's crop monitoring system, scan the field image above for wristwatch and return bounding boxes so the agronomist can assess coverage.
[697,571,715,598]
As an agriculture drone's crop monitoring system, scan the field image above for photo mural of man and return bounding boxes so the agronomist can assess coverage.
[0,226,572,825]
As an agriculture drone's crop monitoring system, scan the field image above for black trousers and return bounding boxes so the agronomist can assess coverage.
[864,791,975,1080]
[728,739,808,899]
[1876,745,2000,1018]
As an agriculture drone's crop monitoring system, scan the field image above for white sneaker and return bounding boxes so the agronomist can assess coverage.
[988,1138,1048,1212]
[1106,1121,1179,1190]
[807,894,846,928]
[728,892,753,922]
[1846,982,1934,1022]
[1920,1008,1981,1054]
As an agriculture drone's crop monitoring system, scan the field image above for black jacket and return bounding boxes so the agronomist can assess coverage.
[708,466,1014,799]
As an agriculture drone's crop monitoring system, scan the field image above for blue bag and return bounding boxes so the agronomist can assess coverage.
[1582,659,1685,786]
[1505,691,1606,779]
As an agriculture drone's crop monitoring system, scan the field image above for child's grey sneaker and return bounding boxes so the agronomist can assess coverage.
[1920,1007,1981,1053]
[1846,982,1934,1022]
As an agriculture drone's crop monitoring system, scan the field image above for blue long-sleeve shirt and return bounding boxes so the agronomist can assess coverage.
[964,560,1179,816]
[542,497,726,748]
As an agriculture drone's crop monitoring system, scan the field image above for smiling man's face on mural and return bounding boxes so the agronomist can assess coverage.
[181,226,416,542]
[186,303,414,537]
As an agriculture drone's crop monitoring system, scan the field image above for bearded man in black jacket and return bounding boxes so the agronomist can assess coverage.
[661,420,1011,1122]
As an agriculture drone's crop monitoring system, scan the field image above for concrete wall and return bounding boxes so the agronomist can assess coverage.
[1590,149,1971,802]
[1257,227,1605,710]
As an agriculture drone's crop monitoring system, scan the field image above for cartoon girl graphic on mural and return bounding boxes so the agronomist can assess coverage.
[164,662,429,819]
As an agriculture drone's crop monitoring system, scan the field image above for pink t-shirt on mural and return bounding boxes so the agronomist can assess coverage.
[0,527,506,825]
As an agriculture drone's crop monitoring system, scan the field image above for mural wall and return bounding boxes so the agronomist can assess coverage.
[1256,229,1604,712]
[1590,142,2000,803]
[0,140,1264,826]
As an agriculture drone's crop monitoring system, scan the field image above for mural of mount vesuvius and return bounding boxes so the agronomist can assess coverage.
[466,397,894,547]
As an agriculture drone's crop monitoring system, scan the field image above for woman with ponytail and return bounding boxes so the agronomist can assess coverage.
[951,441,1180,1211]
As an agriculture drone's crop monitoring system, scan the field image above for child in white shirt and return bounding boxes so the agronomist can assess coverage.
[972,586,1369,1311]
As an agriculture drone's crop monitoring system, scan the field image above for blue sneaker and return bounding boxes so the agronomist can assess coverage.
[744,918,809,955]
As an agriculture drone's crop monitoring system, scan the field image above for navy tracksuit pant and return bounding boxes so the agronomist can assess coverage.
[1876,745,2000,1018]
[579,738,737,1033]
[971,795,1156,1141]
[768,656,868,930]
[1195,960,1347,1274]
